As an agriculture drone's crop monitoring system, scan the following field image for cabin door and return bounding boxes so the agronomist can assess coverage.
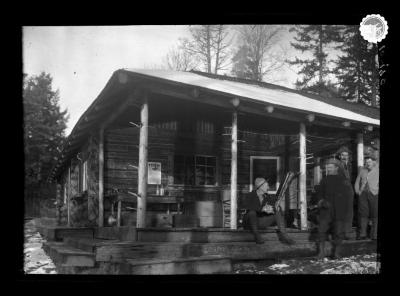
[249,156,280,194]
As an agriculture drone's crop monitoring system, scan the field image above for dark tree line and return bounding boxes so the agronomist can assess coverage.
[288,25,379,106]
[23,72,69,186]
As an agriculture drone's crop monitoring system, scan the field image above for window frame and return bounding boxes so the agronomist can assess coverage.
[249,156,281,194]
[173,154,218,187]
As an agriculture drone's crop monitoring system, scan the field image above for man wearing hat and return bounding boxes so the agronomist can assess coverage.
[337,146,352,180]
[242,177,295,245]
[315,158,354,259]
[336,146,355,240]
[354,153,379,240]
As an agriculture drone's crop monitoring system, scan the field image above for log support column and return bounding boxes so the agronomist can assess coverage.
[230,109,238,230]
[137,93,149,228]
[98,128,104,227]
[357,133,364,174]
[299,123,308,230]
[313,157,321,186]
[67,164,71,227]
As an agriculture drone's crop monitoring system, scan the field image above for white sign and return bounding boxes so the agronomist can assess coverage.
[148,162,161,184]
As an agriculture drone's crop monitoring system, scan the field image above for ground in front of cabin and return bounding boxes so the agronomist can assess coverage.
[233,253,380,274]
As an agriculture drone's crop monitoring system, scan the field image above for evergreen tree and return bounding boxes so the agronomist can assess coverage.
[288,25,342,94]
[333,26,379,106]
[231,44,253,80]
[231,25,285,82]
[23,72,69,185]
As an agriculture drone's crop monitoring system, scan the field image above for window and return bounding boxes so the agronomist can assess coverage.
[173,155,217,186]
[250,156,280,193]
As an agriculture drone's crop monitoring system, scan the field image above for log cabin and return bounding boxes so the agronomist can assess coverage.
[48,69,380,231]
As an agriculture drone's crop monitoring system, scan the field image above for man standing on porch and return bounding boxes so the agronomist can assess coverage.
[316,158,353,259]
[354,153,379,240]
[336,146,354,240]
[242,178,295,245]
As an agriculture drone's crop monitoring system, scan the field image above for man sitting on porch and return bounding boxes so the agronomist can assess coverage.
[242,178,296,245]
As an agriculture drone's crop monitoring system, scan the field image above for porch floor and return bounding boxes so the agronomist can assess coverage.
[36,218,377,274]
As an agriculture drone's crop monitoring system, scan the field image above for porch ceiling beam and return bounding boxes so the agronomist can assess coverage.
[139,80,374,131]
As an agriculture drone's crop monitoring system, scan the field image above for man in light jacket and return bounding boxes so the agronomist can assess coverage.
[354,154,379,240]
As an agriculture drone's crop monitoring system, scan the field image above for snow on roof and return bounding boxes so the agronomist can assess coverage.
[124,69,380,126]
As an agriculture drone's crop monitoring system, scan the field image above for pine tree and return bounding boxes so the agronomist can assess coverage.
[288,25,342,94]
[333,26,379,106]
[231,25,285,82]
[231,44,253,80]
[23,72,69,185]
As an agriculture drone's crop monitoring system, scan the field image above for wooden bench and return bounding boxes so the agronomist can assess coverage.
[104,192,184,227]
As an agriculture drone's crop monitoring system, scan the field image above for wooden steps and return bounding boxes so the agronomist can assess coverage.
[38,226,94,241]
[43,241,95,267]
[94,239,376,263]
[38,224,375,274]
[136,227,312,243]
[95,226,357,243]
[63,237,120,253]
[94,226,137,241]
[125,255,232,275]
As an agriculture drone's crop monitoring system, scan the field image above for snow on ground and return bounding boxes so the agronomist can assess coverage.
[234,253,380,274]
[24,219,57,274]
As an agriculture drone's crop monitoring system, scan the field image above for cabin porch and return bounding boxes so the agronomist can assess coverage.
[36,217,377,274]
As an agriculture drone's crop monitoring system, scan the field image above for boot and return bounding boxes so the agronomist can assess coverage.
[370,218,378,240]
[331,240,342,260]
[316,241,326,260]
[247,211,264,244]
[254,232,265,244]
[357,218,369,240]
[276,211,295,245]
[277,231,295,245]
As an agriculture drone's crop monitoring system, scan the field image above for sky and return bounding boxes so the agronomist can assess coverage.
[22,25,337,135]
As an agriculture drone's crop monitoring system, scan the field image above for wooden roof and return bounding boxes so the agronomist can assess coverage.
[190,70,380,120]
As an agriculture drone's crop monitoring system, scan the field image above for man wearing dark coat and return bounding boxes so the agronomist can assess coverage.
[242,177,295,245]
[316,158,354,259]
[336,146,355,239]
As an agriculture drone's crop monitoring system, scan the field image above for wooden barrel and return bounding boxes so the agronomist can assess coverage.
[194,201,223,228]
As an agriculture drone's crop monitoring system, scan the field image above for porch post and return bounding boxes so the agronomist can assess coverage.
[374,137,380,164]
[98,127,104,227]
[299,122,308,230]
[357,133,364,173]
[230,109,238,230]
[67,164,71,227]
[137,92,149,228]
[313,157,321,186]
